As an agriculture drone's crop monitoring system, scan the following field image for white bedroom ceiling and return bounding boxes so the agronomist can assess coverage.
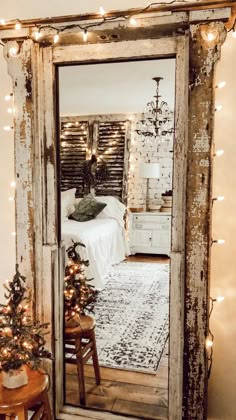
[59,58,176,116]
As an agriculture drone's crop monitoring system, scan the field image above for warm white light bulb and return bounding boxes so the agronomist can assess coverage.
[7,107,13,114]
[11,232,16,236]
[215,149,224,157]
[217,239,225,244]
[54,33,59,43]
[207,32,216,42]
[9,46,19,57]
[216,296,224,302]
[15,22,21,30]
[130,17,137,26]
[99,6,106,16]
[0,19,6,25]
[216,81,226,89]
[4,94,12,101]
[216,196,224,201]
[3,126,12,131]
[34,31,42,40]
[232,29,236,38]
[10,181,16,188]
[83,29,88,42]
[206,338,213,348]
[8,197,14,201]
[215,105,223,112]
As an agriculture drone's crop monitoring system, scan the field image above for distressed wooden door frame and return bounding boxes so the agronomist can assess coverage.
[0,7,230,419]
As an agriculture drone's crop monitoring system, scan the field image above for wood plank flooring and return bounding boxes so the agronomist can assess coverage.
[65,254,169,420]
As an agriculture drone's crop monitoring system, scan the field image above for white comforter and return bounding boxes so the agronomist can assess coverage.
[62,217,126,289]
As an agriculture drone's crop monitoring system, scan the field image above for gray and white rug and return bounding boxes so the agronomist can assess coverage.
[91,261,169,374]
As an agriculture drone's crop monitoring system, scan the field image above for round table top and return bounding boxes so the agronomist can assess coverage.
[0,366,49,409]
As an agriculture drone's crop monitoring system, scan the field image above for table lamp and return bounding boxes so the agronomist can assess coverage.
[139,162,160,211]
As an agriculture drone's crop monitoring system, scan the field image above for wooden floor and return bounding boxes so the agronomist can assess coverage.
[65,254,170,420]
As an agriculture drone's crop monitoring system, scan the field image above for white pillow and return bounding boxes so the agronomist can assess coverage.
[95,196,126,225]
[61,188,76,222]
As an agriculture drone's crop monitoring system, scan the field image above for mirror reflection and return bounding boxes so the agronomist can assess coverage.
[59,58,175,419]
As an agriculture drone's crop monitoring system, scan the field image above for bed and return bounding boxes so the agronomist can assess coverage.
[61,191,129,289]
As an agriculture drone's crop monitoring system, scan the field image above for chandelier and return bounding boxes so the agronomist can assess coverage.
[135,77,174,144]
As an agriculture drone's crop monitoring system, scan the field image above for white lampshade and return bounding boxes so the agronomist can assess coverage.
[139,162,160,179]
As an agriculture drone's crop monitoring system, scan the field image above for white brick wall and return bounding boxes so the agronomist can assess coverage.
[127,114,173,208]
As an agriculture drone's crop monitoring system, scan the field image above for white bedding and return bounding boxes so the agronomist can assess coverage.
[62,217,126,289]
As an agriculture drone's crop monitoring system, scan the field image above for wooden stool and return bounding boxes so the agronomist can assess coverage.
[0,366,52,419]
[65,314,100,406]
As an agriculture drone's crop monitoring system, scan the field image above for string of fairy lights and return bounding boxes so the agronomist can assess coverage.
[206,78,228,378]
[0,1,235,377]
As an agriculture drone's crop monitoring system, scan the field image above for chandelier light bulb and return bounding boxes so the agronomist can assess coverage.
[215,149,224,157]
[0,19,6,25]
[216,81,226,89]
[215,105,223,112]
[99,6,106,16]
[216,196,224,201]
[54,33,59,44]
[130,17,137,26]
[7,107,13,114]
[232,29,236,38]
[3,126,12,131]
[11,232,16,236]
[8,197,14,201]
[10,181,16,188]
[216,296,224,302]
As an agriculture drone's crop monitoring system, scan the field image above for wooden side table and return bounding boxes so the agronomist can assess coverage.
[0,366,52,419]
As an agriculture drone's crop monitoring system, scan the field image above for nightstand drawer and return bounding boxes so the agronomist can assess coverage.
[134,214,171,223]
[134,222,170,230]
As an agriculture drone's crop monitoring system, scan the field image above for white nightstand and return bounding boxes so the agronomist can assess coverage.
[129,212,171,256]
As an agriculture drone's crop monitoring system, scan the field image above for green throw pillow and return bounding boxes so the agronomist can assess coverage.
[69,198,107,222]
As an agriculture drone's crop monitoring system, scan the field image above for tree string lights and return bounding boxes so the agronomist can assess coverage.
[0,265,51,373]
[64,241,98,327]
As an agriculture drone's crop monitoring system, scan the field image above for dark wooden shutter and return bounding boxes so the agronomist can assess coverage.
[95,120,126,199]
[60,120,88,197]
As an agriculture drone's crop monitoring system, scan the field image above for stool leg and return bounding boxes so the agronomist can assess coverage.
[41,390,53,420]
[75,337,86,406]
[17,408,27,420]
[91,330,101,385]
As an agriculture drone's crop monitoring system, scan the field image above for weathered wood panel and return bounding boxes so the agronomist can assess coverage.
[169,35,189,420]
[183,22,227,420]
[96,120,126,199]
[60,120,88,196]
[60,115,129,201]
[5,40,36,312]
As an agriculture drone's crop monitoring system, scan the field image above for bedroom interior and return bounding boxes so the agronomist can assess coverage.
[59,58,175,417]
[0,2,234,419]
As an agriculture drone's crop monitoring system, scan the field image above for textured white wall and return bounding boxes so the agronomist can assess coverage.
[128,117,173,208]
[0,2,236,419]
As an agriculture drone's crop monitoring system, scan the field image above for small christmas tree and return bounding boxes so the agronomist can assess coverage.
[0,265,51,373]
[64,241,97,325]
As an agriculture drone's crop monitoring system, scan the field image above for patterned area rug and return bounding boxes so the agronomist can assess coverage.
[92,261,169,374]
